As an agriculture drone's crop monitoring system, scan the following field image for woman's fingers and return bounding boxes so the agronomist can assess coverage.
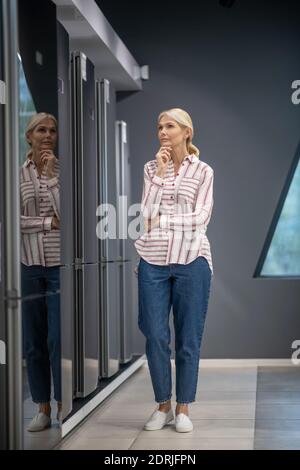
[160,149,170,161]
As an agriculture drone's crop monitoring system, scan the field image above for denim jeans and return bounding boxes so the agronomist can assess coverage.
[138,256,211,404]
[21,264,61,403]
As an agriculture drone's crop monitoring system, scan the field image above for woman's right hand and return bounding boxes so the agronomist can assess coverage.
[156,146,172,177]
[51,215,60,230]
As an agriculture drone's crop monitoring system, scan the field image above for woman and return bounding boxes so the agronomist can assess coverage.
[20,112,61,432]
[134,108,214,433]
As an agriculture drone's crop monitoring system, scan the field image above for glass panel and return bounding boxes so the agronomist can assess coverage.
[18,54,61,449]
[261,159,300,276]
[18,54,36,165]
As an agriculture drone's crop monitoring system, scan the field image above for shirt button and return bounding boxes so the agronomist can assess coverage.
[182,163,184,166]
[172,183,175,186]
[44,232,47,235]
[170,196,173,199]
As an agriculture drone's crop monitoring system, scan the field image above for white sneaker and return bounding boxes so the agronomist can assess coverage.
[27,412,51,432]
[175,413,193,432]
[144,408,174,431]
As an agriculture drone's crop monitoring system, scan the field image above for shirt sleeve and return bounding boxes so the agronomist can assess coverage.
[160,168,214,231]
[21,216,52,233]
[47,176,60,220]
[140,163,165,219]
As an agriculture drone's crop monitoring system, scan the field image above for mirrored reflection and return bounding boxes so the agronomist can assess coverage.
[19,109,61,448]
[18,57,35,165]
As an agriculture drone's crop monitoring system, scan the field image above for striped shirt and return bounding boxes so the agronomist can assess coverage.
[134,153,214,276]
[20,155,60,267]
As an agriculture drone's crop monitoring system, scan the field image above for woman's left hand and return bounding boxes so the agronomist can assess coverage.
[40,150,56,178]
[144,215,160,232]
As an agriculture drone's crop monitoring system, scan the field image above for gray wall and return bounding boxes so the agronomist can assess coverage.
[98,0,300,358]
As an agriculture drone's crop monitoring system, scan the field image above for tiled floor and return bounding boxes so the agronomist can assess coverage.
[254,367,300,450]
[55,362,297,450]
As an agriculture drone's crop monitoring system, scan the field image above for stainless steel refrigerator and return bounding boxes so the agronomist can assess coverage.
[59,45,100,415]
[60,52,135,418]
[70,51,99,398]
[96,78,121,378]
[115,120,133,364]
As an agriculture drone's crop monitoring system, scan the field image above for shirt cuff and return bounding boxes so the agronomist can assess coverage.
[160,214,169,229]
[47,176,59,189]
[152,175,164,187]
[43,217,53,231]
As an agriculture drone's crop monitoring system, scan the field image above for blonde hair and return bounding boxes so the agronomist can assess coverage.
[158,108,200,158]
[25,112,58,159]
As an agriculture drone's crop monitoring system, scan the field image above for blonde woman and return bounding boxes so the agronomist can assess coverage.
[20,113,61,431]
[134,108,214,433]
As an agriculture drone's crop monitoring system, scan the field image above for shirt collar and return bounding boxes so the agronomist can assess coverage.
[24,157,34,168]
[185,153,198,163]
[168,153,198,166]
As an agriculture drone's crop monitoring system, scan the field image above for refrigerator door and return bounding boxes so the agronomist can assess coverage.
[115,121,133,363]
[57,21,72,267]
[118,259,133,364]
[99,261,120,378]
[71,52,99,397]
[115,121,129,260]
[96,79,120,378]
[59,265,74,419]
[96,78,118,263]
[75,263,99,396]
[71,52,98,265]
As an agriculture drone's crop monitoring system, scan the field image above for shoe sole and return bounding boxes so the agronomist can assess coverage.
[27,422,52,432]
[175,426,193,433]
[144,418,174,431]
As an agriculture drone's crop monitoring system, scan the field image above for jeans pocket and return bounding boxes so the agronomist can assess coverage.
[200,256,211,274]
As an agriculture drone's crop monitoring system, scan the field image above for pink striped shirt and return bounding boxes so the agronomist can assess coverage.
[20,156,60,267]
[134,153,214,275]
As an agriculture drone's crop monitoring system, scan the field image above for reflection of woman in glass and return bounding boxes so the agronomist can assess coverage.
[135,108,214,433]
[20,113,61,432]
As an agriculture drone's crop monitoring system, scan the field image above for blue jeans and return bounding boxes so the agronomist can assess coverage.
[21,264,61,403]
[138,256,211,404]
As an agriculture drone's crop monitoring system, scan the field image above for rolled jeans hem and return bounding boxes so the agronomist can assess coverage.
[32,398,51,404]
[156,396,172,404]
[176,400,195,405]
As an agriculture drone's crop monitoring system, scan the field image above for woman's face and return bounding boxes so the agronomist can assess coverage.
[158,116,190,149]
[27,117,57,154]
